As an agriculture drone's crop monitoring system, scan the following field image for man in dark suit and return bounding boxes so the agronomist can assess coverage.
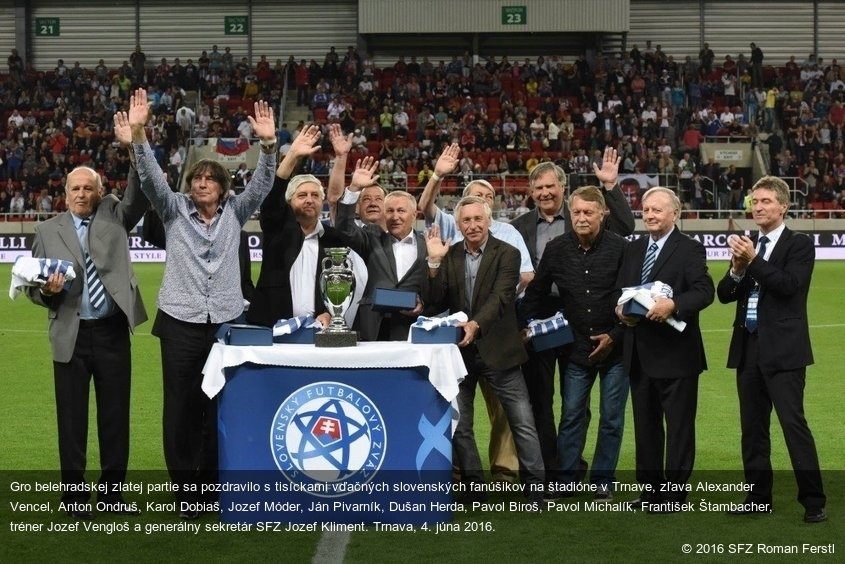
[718,176,826,523]
[424,196,544,507]
[615,186,714,511]
[247,125,355,328]
[26,124,148,519]
[510,150,634,480]
[334,156,427,340]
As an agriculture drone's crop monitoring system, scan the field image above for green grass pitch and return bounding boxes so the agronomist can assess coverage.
[0,261,841,563]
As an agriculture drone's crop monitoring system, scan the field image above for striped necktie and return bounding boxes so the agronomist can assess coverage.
[80,219,106,310]
[744,235,769,333]
[641,241,658,284]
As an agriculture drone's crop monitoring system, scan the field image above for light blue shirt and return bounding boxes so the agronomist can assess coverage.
[429,208,533,274]
[645,225,675,259]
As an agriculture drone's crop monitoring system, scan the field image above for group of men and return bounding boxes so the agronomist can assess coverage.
[27,102,826,522]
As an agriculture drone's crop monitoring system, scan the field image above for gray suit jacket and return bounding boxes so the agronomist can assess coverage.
[27,168,149,362]
[336,201,429,341]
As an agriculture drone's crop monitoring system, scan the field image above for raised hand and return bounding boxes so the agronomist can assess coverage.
[434,143,460,177]
[248,99,276,142]
[425,225,451,262]
[328,123,352,156]
[289,124,322,160]
[128,89,150,134]
[113,111,131,146]
[350,156,379,191]
[593,146,621,186]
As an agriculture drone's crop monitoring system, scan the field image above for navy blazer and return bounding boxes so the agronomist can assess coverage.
[615,227,715,379]
[716,227,814,372]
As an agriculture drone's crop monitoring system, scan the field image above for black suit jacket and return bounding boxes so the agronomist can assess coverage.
[336,200,429,341]
[422,236,528,371]
[716,227,814,372]
[615,227,714,379]
[247,176,353,327]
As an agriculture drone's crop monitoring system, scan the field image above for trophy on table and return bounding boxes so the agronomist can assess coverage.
[315,247,358,347]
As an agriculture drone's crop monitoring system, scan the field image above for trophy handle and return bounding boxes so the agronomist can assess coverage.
[321,256,333,271]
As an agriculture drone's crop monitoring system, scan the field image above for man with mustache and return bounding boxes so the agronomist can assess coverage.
[520,186,629,501]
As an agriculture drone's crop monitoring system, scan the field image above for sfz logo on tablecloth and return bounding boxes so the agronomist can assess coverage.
[270,382,386,497]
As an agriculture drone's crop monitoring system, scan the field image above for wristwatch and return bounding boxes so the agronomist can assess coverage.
[259,139,277,154]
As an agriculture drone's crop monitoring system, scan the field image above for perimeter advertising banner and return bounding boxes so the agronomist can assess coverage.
[3,231,845,262]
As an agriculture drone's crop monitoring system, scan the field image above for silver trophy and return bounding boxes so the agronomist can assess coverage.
[315,247,358,347]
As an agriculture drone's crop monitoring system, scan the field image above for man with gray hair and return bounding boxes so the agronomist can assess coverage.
[418,143,534,291]
[335,158,430,341]
[615,186,714,512]
[418,143,534,484]
[248,124,359,329]
[424,195,544,507]
[26,123,148,519]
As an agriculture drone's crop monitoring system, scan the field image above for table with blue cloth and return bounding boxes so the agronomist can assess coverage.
[202,341,466,525]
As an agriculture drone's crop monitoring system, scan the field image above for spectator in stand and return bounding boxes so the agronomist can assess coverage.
[726,164,744,209]
[699,43,715,74]
[750,43,765,88]
[9,190,25,215]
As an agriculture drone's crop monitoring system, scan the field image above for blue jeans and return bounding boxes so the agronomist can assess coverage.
[454,351,545,487]
[557,359,628,488]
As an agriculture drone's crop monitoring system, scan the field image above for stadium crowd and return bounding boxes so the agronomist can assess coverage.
[3,41,845,219]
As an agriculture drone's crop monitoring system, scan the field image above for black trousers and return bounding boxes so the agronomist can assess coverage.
[53,313,130,502]
[153,310,222,503]
[737,332,826,510]
[630,363,699,499]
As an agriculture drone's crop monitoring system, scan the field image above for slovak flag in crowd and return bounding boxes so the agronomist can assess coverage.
[215,138,250,156]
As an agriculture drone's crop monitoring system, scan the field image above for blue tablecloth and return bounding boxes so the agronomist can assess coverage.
[202,342,467,525]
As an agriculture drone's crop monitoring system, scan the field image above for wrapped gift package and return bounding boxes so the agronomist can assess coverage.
[273,327,317,344]
[622,299,650,318]
[372,288,417,313]
[531,324,575,352]
[410,325,463,344]
[217,324,273,346]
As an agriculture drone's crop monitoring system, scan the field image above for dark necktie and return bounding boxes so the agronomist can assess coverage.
[80,219,106,310]
[744,235,769,333]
